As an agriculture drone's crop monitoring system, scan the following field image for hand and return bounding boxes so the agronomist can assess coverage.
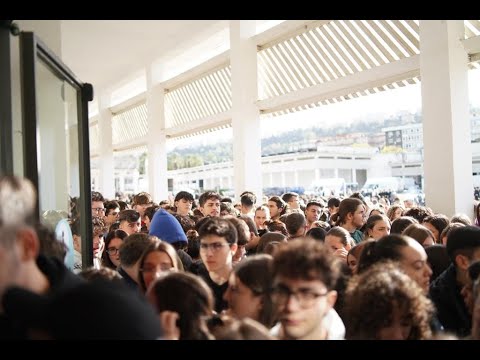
[333,248,348,262]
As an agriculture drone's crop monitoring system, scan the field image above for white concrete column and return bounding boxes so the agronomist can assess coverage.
[420,20,473,217]
[97,93,115,199]
[334,165,339,179]
[269,171,274,187]
[146,68,168,203]
[281,170,286,188]
[230,20,262,200]
[315,168,320,183]
[352,168,357,183]
[294,170,299,186]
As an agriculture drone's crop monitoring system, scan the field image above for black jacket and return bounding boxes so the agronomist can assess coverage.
[429,263,471,337]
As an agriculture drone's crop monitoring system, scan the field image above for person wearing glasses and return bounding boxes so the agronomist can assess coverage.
[197,217,238,313]
[270,239,345,340]
[103,200,120,229]
[91,191,105,217]
[101,229,128,270]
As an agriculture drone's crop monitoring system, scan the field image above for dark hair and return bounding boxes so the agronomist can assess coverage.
[404,207,434,223]
[104,200,120,216]
[198,191,221,207]
[327,197,340,209]
[390,216,418,234]
[101,229,128,269]
[174,191,194,203]
[118,209,140,223]
[240,192,256,207]
[446,225,480,263]
[332,198,363,226]
[425,244,450,281]
[144,205,160,222]
[273,239,340,290]
[402,223,435,247]
[233,255,276,328]
[422,214,449,242]
[284,212,306,237]
[119,233,156,267]
[257,232,287,254]
[224,216,250,246]
[148,272,214,340]
[357,234,411,274]
[198,217,238,245]
[306,227,327,242]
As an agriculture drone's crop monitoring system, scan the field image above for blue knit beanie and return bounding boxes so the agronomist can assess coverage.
[149,209,187,244]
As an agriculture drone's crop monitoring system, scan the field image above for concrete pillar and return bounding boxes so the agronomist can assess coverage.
[420,20,473,217]
[98,93,115,199]
[146,68,168,203]
[230,20,262,200]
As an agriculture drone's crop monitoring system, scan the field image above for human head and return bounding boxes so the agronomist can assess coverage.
[101,229,128,270]
[223,254,276,328]
[138,238,181,293]
[267,196,287,220]
[198,191,222,217]
[364,214,391,240]
[272,239,341,340]
[344,261,434,340]
[132,192,153,218]
[281,192,300,210]
[402,223,435,248]
[174,191,194,216]
[304,201,323,224]
[147,271,214,340]
[118,209,141,235]
[422,214,450,244]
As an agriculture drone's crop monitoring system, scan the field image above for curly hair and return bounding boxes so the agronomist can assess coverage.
[344,261,434,340]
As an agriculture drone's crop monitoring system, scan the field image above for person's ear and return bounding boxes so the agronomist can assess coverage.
[326,290,337,309]
[16,227,40,261]
[455,254,470,271]
[230,243,238,256]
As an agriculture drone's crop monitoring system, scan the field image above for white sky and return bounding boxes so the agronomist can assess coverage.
[167,68,480,152]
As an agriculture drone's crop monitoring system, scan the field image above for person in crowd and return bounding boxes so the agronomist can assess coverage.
[267,196,287,221]
[101,229,128,270]
[363,214,391,241]
[173,191,194,217]
[143,205,160,232]
[254,205,270,237]
[256,232,287,254]
[281,192,300,211]
[439,222,465,245]
[71,216,107,273]
[147,272,215,340]
[344,261,434,340]
[197,217,238,313]
[0,175,84,339]
[91,191,105,218]
[422,214,450,244]
[117,233,156,291]
[304,201,323,231]
[450,213,472,226]
[346,240,373,275]
[305,226,327,242]
[284,212,307,241]
[331,198,366,244]
[149,208,192,271]
[138,238,182,293]
[425,244,451,282]
[270,239,345,340]
[324,227,355,264]
[223,254,277,329]
[402,223,435,248]
[390,216,418,234]
[430,226,480,337]
[103,200,120,230]
[239,191,257,217]
[118,209,142,235]
[198,191,222,218]
[387,204,404,223]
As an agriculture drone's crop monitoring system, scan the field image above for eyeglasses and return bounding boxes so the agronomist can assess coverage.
[199,242,229,252]
[271,283,328,308]
[92,207,105,214]
[106,247,120,256]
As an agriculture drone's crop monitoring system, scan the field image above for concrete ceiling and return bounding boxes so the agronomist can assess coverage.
[60,20,229,93]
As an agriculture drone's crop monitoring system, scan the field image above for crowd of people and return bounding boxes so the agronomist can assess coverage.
[1,174,480,340]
